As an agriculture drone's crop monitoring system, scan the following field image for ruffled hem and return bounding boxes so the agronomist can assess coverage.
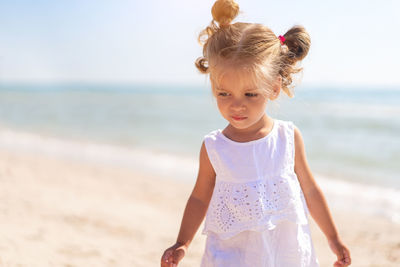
[201,208,309,240]
[201,172,309,238]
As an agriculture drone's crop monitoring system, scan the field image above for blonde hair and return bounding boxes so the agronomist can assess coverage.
[195,0,311,99]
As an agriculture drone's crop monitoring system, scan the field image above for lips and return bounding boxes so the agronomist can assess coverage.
[232,115,247,121]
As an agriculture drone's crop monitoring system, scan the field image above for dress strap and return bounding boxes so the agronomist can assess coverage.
[286,121,296,173]
[203,130,221,175]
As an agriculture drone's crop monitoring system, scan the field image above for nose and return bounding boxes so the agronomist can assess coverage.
[230,98,246,111]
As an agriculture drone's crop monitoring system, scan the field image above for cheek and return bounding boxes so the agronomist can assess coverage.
[216,99,228,110]
[253,99,268,112]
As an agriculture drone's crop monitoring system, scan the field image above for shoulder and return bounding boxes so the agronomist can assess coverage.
[276,119,300,137]
[191,138,216,203]
[290,123,318,195]
[203,129,220,148]
[199,133,217,176]
[292,123,305,148]
[273,119,295,136]
[204,129,219,140]
[201,129,221,162]
[291,123,308,165]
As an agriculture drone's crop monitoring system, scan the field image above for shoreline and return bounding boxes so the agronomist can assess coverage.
[1,127,399,224]
[0,149,399,266]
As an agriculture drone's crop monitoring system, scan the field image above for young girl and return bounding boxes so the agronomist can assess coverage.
[161,0,351,266]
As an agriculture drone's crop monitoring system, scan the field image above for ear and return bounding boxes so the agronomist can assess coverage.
[268,75,282,101]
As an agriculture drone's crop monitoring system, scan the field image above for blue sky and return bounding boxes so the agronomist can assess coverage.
[0,0,399,88]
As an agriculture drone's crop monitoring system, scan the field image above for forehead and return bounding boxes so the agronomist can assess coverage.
[212,66,259,91]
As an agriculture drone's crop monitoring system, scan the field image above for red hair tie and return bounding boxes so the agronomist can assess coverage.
[278,35,286,45]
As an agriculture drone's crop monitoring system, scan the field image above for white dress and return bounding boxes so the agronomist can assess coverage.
[200,119,320,267]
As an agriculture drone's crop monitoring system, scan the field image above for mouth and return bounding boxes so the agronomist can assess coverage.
[231,116,247,121]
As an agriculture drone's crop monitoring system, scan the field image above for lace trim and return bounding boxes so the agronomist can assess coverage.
[202,174,309,239]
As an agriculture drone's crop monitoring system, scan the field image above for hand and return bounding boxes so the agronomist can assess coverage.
[161,242,187,267]
[328,237,351,266]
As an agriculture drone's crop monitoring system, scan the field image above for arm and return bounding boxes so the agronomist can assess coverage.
[293,126,351,266]
[293,126,339,240]
[161,140,216,267]
[175,140,216,248]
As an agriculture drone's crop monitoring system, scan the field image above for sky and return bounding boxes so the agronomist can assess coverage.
[0,0,399,88]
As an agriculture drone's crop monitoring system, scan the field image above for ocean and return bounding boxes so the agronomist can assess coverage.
[0,82,399,223]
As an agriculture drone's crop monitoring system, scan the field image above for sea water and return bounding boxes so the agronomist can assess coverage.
[0,82,399,223]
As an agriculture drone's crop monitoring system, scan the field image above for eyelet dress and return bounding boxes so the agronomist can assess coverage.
[200,119,320,267]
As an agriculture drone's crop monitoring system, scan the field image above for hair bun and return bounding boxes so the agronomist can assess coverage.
[282,25,311,63]
[211,0,239,27]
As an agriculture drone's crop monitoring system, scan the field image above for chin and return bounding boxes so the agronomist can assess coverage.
[230,121,250,129]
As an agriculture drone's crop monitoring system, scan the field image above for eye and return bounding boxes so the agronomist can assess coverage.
[218,92,229,96]
[246,93,258,97]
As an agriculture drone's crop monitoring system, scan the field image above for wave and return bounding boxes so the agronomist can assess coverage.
[0,128,399,224]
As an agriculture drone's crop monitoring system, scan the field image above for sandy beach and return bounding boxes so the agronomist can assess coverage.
[0,149,399,267]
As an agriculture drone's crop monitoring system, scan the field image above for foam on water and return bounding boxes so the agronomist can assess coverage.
[1,128,399,224]
[0,128,198,181]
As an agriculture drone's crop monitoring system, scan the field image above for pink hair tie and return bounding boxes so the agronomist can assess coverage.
[278,35,286,45]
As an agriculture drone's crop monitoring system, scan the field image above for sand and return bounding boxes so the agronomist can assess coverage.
[0,149,399,267]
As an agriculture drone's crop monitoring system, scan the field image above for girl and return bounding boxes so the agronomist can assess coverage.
[161,0,351,266]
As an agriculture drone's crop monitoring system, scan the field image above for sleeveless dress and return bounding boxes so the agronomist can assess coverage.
[200,119,320,267]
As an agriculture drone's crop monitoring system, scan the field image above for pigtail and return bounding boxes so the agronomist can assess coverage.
[279,25,311,98]
[195,57,209,74]
[282,25,311,64]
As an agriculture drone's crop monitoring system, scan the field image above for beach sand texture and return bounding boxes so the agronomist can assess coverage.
[0,150,399,267]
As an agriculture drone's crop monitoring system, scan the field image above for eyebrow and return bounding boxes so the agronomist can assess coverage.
[216,87,258,92]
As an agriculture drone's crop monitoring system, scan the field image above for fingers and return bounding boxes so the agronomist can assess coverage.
[161,246,186,267]
[161,249,174,267]
[342,247,352,265]
[334,246,351,267]
[336,247,344,263]
[173,247,185,265]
